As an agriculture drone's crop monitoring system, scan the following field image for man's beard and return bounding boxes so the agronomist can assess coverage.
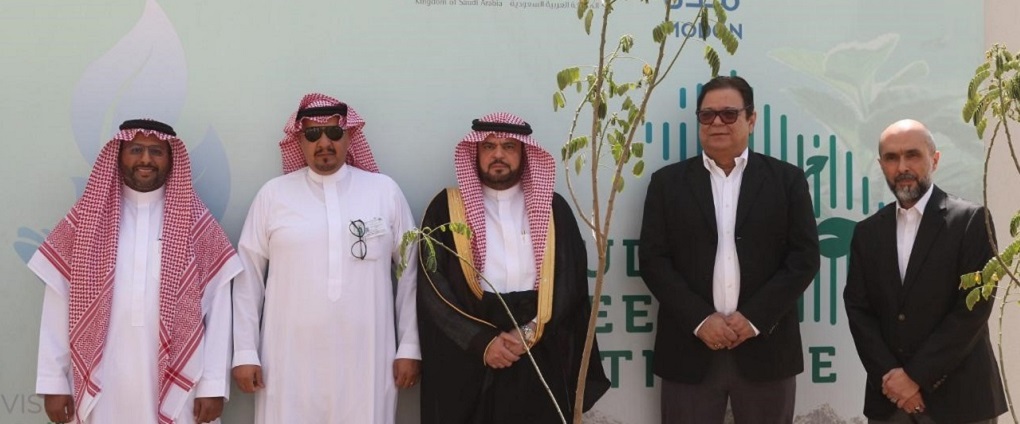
[479,161,522,190]
[887,172,931,206]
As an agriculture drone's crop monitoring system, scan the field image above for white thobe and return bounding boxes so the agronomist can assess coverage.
[480,184,537,294]
[30,185,241,424]
[232,166,420,424]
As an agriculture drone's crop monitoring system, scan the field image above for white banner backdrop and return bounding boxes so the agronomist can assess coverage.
[0,1,983,423]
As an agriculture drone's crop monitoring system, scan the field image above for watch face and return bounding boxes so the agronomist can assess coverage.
[521,325,536,344]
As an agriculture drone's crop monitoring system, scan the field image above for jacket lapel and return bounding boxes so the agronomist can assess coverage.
[900,187,947,302]
[688,157,718,231]
[735,153,765,231]
[873,205,901,294]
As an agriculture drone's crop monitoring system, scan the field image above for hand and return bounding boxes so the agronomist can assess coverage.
[393,358,421,389]
[484,333,521,369]
[881,368,920,406]
[696,312,738,350]
[43,394,75,424]
[232,364,265,393]
[724,312,756,349]
[899,392,925,414]
[193,397,224,423]
[499,331,527,356]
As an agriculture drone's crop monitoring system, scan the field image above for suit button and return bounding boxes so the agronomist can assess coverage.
[897,314,906,321]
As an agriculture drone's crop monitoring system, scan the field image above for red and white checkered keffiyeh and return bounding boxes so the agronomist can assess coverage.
[279,93,379,174]
[455,112,555,289]
[36,123,237,424]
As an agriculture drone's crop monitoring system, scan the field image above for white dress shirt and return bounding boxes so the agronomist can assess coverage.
[896,184,934,282]
[695,148,759,335]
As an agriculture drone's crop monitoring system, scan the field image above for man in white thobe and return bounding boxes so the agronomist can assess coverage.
[232,93,420,424]
[30,119,242,424]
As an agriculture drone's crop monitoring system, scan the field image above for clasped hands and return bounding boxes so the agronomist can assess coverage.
[696,312,756,350]
[881,368,926,414]
[484,331,530,369]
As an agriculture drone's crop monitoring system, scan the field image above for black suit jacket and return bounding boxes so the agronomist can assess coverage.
[844,185,1007,423]
[639,152,820,383]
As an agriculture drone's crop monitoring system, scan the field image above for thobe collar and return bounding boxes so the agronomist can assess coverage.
[123,184,165,206]
[482,182,523,202]
[305,164,351,185]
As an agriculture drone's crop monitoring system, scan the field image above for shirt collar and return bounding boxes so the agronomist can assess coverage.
[702,148,749,174]
[897,184,935,217]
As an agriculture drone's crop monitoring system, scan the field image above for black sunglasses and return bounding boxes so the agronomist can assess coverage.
[350,220,368,260]
[695,107,751,125]
[303,126,345,142]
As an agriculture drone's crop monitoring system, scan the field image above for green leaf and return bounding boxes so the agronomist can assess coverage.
[982,282,996,300]
[714,23,739,55]
[632,160,645,177]
[576,81,583,93]
[627,104,641,125]
[576,0,587,19]
[962,97,980,123]
[616,82,632,96]
[960,270,982,290]
[652,25,665,44]
[556,67,581,91]
[705,45,721,78]
[449,222,472,238]
[698,6,710,41]
[965,287,982,310]
[564,135,589,160]
[621,96,634,111]
[968,63,991,99]
[611,142,623,163]
[1010,209,1020,238]
[423,237,438,272]
[631,141,644,158]
[620,35,634,53]
[574,155,584,175]
[553,92,566,111]
[1011,73,1020,101]
[584,9,594,35]
[656,21,674,45]
[614,176,625,192]
[598,100,608,119]
[712,0,727,25]
[1000,237,1020,267]
[980,258,1001,288]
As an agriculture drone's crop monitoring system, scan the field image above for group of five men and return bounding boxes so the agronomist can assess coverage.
[28,76,1007,424]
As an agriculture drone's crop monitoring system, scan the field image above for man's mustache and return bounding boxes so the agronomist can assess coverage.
[315,146,337,155]
[895,172,917,183]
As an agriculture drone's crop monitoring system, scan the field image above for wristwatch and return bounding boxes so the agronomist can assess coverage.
[519,322,536,345]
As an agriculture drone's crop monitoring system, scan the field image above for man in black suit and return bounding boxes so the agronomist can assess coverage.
[639,75,820,423]
[844,119,1006,424]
